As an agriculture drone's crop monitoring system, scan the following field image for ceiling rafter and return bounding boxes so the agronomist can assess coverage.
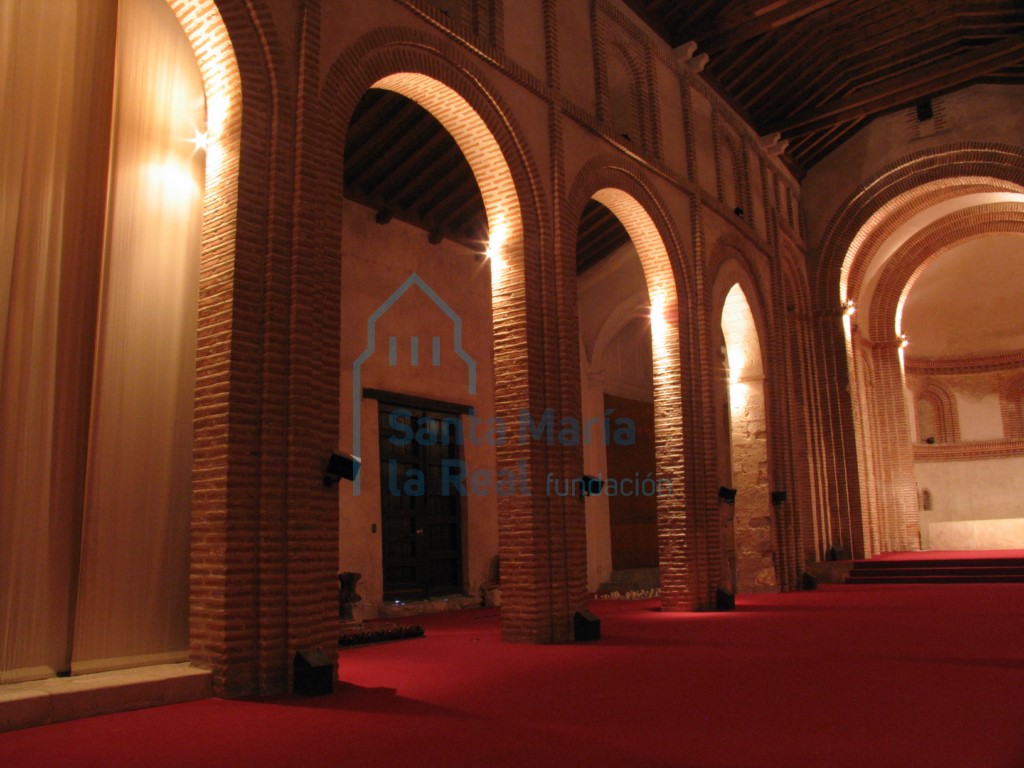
[767,32,1024,136]
[697,0,845,53]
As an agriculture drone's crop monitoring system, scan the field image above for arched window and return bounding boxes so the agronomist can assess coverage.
[606,46,642,146]
[914,382,958,443]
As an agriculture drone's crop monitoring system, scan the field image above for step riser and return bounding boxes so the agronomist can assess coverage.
[844,557,1024,585]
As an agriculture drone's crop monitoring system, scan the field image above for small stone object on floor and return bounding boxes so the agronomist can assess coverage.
[338,622,424,647]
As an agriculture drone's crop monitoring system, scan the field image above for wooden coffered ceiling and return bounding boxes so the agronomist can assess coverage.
[633,0,1024,172]
[344,2,1024,271]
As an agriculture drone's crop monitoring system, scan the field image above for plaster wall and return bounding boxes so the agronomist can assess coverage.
[915,456,1024,549]
[655,58,687,178]
[557,0,596,112]
[504,0,547,82]
[954,391,1004,442]
[690,89,717,195]
[338,200,498,616]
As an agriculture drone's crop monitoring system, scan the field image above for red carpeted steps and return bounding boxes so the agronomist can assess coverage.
[845,555,1024,584]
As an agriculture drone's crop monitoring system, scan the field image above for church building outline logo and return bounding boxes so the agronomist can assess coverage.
[351,272,477,495]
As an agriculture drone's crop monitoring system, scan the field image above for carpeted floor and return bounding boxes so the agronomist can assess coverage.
[2,582,1023,767]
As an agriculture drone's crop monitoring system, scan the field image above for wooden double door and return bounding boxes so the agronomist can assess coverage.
[378,401,464,601]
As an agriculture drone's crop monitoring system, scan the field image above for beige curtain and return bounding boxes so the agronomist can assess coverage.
[0,0,118,684]
[72,0,204,674]
[1,0,203,681]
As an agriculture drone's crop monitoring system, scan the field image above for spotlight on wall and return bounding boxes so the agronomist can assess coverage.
[771,490,787,506]
[580,475,604,497]
[843,300,856,317]
[718,486,737,504]
[323,451,360,487]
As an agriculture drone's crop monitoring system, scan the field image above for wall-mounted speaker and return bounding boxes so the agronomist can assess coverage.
[580,475,604,497]
[323,451,360,487]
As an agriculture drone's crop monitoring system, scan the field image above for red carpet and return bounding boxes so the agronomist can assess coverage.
[2,584,1023,767]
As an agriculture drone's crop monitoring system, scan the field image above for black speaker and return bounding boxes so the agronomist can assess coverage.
[801,572,817,591]
[574,610,601,641]
[771,490,787,505]
[580,475,604,497]
[715,588,735,611]
[825,544,848,562]
[294,649,334,696]
[718,486,737,504]
[323,451,360,487]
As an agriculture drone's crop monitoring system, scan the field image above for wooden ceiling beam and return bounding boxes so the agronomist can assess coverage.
[698,0,844,54]
[738,0,875,116]
[779,19,956,116]
[798,118,866,168]
[373,131,454,202]
[768,33,1024,135]
[739,23,838,109]
[344,100,423,181]
[393,154,465,212]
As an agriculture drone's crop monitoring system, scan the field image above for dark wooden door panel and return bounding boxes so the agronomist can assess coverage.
[378,401,463,600]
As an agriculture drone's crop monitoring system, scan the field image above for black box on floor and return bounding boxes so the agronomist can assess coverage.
[715,588,735,611]
[574,609,601,641]
[294,649,334,696]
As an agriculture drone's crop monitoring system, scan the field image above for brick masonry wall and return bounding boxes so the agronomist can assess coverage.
[174,0,817,695]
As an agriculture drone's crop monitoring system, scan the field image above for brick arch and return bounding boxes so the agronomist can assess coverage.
[564,157,702,610]
[813,142,1024,306]
[913,381,959,444]
[321,27,546,258]
[810,143,1024,559]
[161,0,298,697]
[603,40,648,147]
[717,131,748,214]
[706,235,772,342]
[319,29,598,646]
[706,248,784,594]
[868,204,1024,343]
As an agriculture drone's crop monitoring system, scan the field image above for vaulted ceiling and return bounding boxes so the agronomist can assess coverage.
[344,1,1024,270]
